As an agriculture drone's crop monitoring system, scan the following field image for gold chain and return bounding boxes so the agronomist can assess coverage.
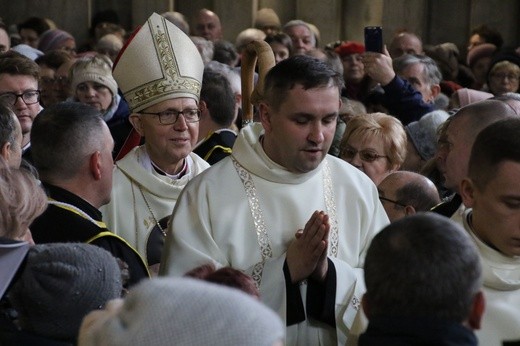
[138,185,166,237]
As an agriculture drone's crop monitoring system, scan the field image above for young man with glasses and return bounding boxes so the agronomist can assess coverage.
[0,51,42,161]
[100,14,210,276]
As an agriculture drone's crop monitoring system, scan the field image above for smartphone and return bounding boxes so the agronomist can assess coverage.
[364,26,383,53]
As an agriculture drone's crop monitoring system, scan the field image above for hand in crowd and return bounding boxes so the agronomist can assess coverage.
[362,46,396,86]
[286,210,330,283]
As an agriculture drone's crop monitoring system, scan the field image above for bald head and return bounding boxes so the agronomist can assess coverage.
[378,171,440,222]
[455,99,517,142]
[389,32,423,58]
[193,9,222,42]
[437,99,518,192]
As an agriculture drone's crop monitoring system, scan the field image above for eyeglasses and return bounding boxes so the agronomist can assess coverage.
[137,108,201,125]
[379,196,407,208]
[341,146,388,162]
[0,90,41,106]
[491,73,519,81]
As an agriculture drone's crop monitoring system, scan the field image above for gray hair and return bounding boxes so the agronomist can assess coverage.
[393,54,442,86]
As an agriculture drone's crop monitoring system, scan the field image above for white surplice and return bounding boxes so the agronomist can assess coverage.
[161,123,389,345]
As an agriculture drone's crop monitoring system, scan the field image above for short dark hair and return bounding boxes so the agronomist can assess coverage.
[364,213,482,322]
[451,99,516,142]
[395,180,440,211]
[471,24,503,49]
[212,40,238,67]
[0,100,18,148]
[31,102,105,180]
[18,17,51,36]
[468,118,520,189]
[35,50,73,69]
[0,51,40,80]
[265,32,293,52]
[264,55,343,111]
[200,70,236,127]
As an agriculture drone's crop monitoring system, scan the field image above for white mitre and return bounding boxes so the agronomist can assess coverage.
[113,12,204,112]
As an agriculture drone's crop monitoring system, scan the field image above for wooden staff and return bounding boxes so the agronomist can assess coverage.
[240,40,275,127]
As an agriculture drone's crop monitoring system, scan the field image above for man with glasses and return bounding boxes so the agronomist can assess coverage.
[100,13,210,276]
[0,51,42,161]
[377,171,440,222]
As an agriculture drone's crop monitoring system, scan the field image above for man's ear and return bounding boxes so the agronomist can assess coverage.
[404,205,416,216]
[89,151,102,180]
[259,103,272,132]
[1,142,11,162]
[468,291,485,330]
[361,294,371,319]
[460,178,476,208]
[199,100,208,114]
[429,84,441,101]
[129,114,144,136]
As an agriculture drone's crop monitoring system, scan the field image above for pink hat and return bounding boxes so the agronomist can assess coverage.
[454,88,493,107]
[467,43,497,67]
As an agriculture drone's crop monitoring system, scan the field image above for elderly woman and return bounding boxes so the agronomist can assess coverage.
[69,53,134,158]
[487,51,520,95]
[340,112,407,185]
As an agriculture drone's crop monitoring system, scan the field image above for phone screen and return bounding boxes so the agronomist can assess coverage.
[364,26,383,53]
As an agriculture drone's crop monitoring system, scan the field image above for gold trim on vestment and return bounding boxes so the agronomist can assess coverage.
[232,157,339,288]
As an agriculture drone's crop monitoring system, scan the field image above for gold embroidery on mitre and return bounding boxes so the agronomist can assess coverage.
[126,17,201,111]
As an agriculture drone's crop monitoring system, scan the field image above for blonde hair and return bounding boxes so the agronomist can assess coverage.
[490,60,520,77]
[340,112,407,167]
[0,160,47,240]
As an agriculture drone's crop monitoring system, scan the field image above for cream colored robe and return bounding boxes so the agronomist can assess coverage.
[462,210,520,346]
[161,123,389,346]
[101,146,210,267]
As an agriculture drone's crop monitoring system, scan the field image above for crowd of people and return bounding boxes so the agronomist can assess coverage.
[0,6,519,346]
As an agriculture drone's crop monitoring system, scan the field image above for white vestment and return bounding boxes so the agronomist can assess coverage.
[101,146,210,266]
[461,210,520,345]
[161,123,389,346]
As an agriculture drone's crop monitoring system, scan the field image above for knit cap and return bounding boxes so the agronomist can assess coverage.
[37,29,74,53]
[79,277,285,346]
[70,53,118,97]
[10,243,122,341]
[254,8,281,30]
[405,110,450,161]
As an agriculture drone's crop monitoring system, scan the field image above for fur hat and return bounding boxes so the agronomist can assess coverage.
[335,41,365,57]
[254,8,281,30]
[466,43,497,67]
[113,13,203,112]
[10,243,122,341]
[79,277,285,346]
[37,29,74,53]
[406,110,450,161]
[70,54,118,97]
